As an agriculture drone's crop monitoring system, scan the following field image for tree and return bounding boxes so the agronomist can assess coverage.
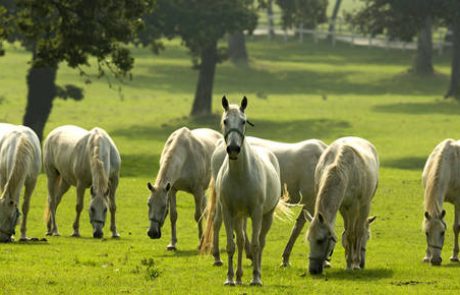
[328,0,342,35]
[348,0,441,76]
[144,0,257,117]
[276,0,328,30]
[228,32,249,66]
[3,0,153,140]
[0,4,8,56]
[442,1,460,99]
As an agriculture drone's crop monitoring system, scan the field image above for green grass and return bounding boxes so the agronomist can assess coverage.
[0,37,459,294]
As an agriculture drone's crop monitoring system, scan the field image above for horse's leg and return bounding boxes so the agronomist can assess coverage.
[250,208,263,286]
[167,189,178,250]
[243,219,252,260]
[222,207,235,286]
[281,206,308,267]
[109,176,120,238]
[259,211,274,278]
[52,178,70,236]
[71,183,86,237]
[193,189,206,247]
[235,217,245,285]
[356,205,370,270]
[45,171,58,236]
[212,203,224,266]
[451,204,460,262]
[19,177,37,241]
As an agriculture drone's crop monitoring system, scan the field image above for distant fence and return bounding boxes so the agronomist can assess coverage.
[254,11,453,55]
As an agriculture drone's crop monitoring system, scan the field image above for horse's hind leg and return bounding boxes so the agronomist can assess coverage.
[235,218,245,285]
[193,189,206,247]
[20,177,37,241]
[250,208,264,286]
[281,206,308,267]
[71,184,86,237]
[212,204,224,266]
[167,189,177,250]
[46,170,69,236]
[109,176,120,238]
[222,207,235,286]
[451,204,460,262]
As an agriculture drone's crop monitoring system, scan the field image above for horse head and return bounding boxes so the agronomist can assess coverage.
[424,210,446,266]
[0,192,20,242]
[88,186,109,238]
[307,213,337,275]
[221,96,253,160]
[147,182,171,239]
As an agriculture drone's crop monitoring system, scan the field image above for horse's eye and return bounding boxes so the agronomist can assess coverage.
[223,119,227,125]
[317,239,325,245]
[103,208,108,213]
[441,231,445,237]
[425,232,429,236]
[9,200,14,206]
[90,207,95,213]
[242,120,246,125]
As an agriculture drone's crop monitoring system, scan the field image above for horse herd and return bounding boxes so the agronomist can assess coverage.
[0,96,458,286]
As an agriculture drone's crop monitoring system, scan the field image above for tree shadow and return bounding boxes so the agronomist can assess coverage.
[317,267,394,281]
[120,153,159,177]
[382,156,427,170]
[155,249,199,258]
[372,101,460,116]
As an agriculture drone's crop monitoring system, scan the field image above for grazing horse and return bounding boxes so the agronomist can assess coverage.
[307,137,379,274]
[422,139,460,266]
[203,96,286,286]
[147,127,221,250]
[202,136,327,267]
[43,125,121,239]
[0,123,41,242]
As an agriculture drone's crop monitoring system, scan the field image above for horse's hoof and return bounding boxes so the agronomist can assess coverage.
[19,237,30,242]
[52,232,61,237]
[281,261,290,268]
[235,280,243,285]
[213,260,223,267]
[45,232,52,236]
[422,257,430,263]
[250,279,263,286]
[167,245,177,251]
[71,233,80,238]
[324,260,332,268]
[112,234,121,239]
[450,256,460,262]
[224,279,235,286]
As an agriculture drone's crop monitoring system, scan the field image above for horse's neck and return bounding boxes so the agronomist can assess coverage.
[156,146,186,187]
[227,140,252,178]
[317,169,347,226]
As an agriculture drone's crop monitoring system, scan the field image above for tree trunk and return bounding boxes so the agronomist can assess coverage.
[328,0,342,34]
[190,42,217,117]
[412,15,433,75]
[23,64,58,141]
[267,0,275,38]
[445,18,460,99]
[228,31,248,66]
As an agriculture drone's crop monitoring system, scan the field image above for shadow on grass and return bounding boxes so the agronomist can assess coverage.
[372,101,460,116]
[319,268,394,281]
[382,156,427,170]
[120,153,159,177]
[156,249,199,258]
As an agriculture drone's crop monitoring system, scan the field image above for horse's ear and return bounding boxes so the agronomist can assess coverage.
[367,216,377,225]
[441,209,446,219]
[424,211,431,220]
[318,213,324,224]
[147,182,155,192]
[222,96,229,111]
[165,183,171,192]
[240,96,248,112]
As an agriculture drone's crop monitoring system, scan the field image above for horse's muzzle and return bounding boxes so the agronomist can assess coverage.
[148,222,161,239]
[226,145,241,160]
[0,233,12,243]
[430,256,442,266]
[93,229,104,239]
[309,259,324,275]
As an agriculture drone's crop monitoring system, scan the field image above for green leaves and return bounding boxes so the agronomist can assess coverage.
[276,0,328,30]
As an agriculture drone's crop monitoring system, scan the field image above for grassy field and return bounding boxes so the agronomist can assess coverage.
[1,37,460,294]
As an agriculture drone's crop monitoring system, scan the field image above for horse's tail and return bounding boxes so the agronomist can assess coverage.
[424,139,453,215]
[274,185,295,222]
[1,132,33,199]
[200,177,217,254]
[89,130,109,194]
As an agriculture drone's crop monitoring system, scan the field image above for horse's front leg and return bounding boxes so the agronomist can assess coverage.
[281,207,308,267]
[451,204,460,262]
[250,208,263,286]
[167,189,178,250]
[193,189,206,247]
[72,184,85,237]
[212,203,224,266]
[109,177,120,238]
[235,218,245,285]
[222,206,235,286]
[20,178,37,241]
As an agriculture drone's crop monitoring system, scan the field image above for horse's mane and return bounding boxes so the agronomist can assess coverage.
[315,145,357,216]
[155,128,190,186]
[1,132,34,200]
[89,130,109,195]
[424,140,452,216]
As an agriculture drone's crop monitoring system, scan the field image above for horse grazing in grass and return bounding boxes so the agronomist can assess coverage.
[43,125,121,239]
[0,123,41,242]
[307,137,378,274]
[147,127,221,250]
[202,136,327,267]
[202,96,287,286]
[422,139,460,266]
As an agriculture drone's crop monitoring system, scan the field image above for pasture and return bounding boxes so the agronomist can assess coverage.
[0,37,460,294]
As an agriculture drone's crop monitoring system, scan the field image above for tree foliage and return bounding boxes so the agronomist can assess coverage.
[276,0,328,29]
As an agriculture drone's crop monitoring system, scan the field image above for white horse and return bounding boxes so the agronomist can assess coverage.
[202,136,327,266]
[147,127,221,250]
[0,123,41,242]
[422,139,460,266]
[307,137,379,274]
[202,96,285,286]
[43,125,121,239]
